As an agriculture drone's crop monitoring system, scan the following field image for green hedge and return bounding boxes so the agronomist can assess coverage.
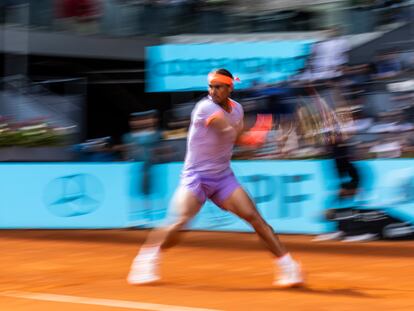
[0,123,69,147]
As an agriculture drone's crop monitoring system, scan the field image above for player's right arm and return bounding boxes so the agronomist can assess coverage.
[206,110,235,134]
[192,100,235,135]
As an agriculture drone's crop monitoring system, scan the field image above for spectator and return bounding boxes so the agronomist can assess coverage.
[56,0,101,34]
[121,110,162,196]
[371,49,403,80]
[301,26,350,82]
[122,110,161,160]
[73,137,118,161]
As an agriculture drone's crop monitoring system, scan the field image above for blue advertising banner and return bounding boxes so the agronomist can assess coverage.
[147,161,335,234]
[0,163,130,228]
[129,160,414,233]
[146,41,314,92]
[355,160,414,223]
[2,160,414,232]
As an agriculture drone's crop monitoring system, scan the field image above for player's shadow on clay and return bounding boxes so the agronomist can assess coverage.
[155,282,376,298]
[284,286,376,298]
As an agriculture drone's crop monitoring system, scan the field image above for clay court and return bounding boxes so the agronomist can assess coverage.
[0,230,413,311]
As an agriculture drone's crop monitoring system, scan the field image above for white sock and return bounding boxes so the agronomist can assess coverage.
[277,253,295,267]
[137,245,160,259]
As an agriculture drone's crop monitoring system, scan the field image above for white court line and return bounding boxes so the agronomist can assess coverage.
[1,291,223,311]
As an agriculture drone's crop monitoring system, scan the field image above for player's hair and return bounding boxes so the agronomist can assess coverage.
[211,68,233,79]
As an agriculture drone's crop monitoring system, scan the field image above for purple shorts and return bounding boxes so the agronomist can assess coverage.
[180,169,240,206]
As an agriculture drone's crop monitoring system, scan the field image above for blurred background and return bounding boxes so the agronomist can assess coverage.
[0,4,414,311]
[0,0,414,239]
[1,4,414,309]
[0,0,412,162]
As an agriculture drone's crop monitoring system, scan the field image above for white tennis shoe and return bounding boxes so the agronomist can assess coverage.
[127,253,160,285]
[274,261,304,288]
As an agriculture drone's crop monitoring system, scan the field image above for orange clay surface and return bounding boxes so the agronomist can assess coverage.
[0,230,413,311]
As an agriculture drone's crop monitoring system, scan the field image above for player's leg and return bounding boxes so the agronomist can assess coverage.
[144,186,203,249]
[219,187,304,287]
[127,186,203,285]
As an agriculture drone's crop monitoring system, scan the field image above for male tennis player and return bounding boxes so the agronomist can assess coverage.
[127,68,304,288]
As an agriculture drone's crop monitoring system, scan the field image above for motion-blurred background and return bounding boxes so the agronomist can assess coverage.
[1,1,414,240]
[0,0,412,162]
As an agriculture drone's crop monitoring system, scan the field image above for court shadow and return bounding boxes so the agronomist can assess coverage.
[287,286,376,298]
[159,282,376,298]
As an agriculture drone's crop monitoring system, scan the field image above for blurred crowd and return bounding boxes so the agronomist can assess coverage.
[77,26,414,164]
[228,33,414,162]
[0,1,414,164]
[0,1,413,241]
[0,0,412,36]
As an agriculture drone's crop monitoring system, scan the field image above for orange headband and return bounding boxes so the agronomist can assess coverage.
[208,73,234,86]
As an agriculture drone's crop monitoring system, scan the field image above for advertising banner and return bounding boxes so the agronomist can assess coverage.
[0,163,130,228]
[146,161,335,234]
[146,41,313,92]
[2,160,414,233]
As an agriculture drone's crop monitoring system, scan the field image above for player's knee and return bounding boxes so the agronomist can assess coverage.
[169,216,191,231]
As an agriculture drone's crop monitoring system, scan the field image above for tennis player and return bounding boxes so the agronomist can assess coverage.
[127,68,304,288]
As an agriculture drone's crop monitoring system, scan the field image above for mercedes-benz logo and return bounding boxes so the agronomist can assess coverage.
[44,174,104,217]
